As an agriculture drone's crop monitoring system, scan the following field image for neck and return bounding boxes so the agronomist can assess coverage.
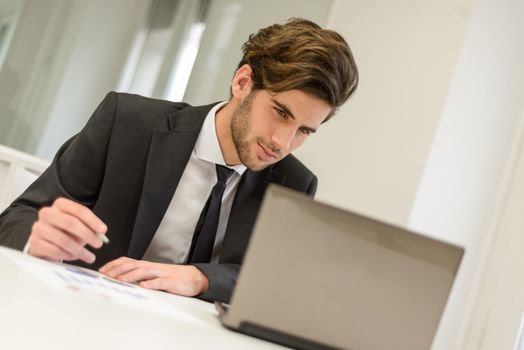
[215,100,241,166]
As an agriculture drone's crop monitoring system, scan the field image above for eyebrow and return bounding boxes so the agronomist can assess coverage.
[272,99,318,134]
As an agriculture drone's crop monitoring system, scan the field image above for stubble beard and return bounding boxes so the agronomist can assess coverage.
[230,91,266,172]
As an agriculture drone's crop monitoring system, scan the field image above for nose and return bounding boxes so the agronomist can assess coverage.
[271,125,295,152]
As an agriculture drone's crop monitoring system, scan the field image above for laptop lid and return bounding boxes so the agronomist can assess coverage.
[221,185,464,350]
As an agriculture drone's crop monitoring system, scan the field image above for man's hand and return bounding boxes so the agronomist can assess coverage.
[99,257,209,297]
[28,197,107,263]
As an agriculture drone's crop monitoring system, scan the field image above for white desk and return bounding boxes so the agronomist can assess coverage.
[0,247,287,350]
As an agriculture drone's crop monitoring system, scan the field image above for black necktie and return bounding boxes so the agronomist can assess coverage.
[188,164,235,263]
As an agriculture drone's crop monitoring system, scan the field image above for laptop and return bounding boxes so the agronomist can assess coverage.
[217,184,464,350]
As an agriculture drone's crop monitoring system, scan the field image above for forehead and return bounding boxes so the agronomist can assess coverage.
[261,89,332,126]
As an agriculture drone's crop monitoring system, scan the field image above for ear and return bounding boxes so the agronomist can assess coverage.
[231,64,253,99]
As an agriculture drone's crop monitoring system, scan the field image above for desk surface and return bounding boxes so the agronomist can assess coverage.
[0,247,287,350]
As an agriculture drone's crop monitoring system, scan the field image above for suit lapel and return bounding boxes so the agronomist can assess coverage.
[127,103,218,259]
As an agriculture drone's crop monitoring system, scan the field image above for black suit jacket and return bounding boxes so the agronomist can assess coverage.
[0,92,317,303]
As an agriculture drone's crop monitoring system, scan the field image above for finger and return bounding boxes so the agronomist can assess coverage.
[30,221,76,260]
[99,256,134,274]
[32,221,96,263]
[118,266,159,283]
[29,235,75,261]
[140,277,171,292]
[140,276,196,296]
[101,259,144,278]
[53,197,107,235]
[39,207,103,249]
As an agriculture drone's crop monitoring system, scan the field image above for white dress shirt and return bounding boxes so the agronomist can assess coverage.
[142,101,246,264]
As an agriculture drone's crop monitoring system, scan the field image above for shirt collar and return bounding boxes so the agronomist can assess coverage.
[194,101,247,175]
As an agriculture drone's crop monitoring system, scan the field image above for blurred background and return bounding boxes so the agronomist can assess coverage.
[0,0,333,159]
[1,0,524,349]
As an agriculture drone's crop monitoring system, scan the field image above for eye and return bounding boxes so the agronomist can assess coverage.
[299,127,311,136]
[275,107,288,119]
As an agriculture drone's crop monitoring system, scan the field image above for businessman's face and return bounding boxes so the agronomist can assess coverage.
[230,89,331,171]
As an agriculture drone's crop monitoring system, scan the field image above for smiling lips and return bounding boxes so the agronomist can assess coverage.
[257,142,278,161]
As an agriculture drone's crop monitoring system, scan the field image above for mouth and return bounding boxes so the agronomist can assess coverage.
[256,142,278,161]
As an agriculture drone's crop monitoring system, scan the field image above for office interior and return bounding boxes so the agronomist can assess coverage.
[0,0,523,349]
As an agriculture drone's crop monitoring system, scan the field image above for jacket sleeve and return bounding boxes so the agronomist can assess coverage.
[192,263,240,303]
[306,175,318,197]
[0,92,117,250]
[192,174,318,304]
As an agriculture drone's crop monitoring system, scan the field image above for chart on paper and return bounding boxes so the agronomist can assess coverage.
[0,247,203,325]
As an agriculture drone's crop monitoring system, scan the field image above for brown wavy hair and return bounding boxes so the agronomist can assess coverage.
[238,18,359,119]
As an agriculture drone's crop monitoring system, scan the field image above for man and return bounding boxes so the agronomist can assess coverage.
[0,18,358,303]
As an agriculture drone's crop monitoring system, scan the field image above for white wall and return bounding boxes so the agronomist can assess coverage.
[408,0,524,348]
[462,108,524,349]
[294,0,474,226]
